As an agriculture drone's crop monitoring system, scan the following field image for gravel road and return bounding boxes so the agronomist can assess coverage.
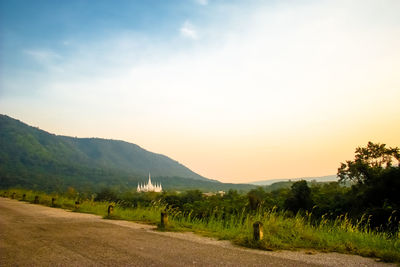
[0,198,394,266]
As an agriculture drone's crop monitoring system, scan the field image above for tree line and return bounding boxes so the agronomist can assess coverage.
[94,142,399,233]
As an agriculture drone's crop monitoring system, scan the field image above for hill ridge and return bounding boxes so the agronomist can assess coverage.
[1,114,259,192]
[0,114,209,179]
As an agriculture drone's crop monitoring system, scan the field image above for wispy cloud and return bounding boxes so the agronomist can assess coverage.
[180,21,198,40]
[24,49,62,64]
[23,49,64,73]
[195,0,208,6]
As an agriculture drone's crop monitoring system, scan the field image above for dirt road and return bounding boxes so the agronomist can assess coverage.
[0,198,393,266]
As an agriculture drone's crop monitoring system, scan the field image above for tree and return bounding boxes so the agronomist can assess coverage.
[338,141,399,184]
[95,187,118,202]
[182,190,203,203]
[284,180,313,214]
[247,187,266,211]
[338,142,400,231]
[311,182,349,218]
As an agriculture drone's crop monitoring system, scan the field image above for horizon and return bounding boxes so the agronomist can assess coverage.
[1,0,399,183]
[1,113,338,183]
[0,113,357,184]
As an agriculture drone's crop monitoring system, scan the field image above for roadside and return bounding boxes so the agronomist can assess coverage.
[0,198,394,266]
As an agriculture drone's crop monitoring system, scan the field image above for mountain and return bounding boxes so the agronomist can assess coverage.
[251,175,338,186]
[0,114,255,192]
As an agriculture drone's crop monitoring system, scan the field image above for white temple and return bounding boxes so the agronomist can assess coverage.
[137,173,162,192]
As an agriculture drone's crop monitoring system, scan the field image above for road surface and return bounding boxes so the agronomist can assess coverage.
[0,198,393,266]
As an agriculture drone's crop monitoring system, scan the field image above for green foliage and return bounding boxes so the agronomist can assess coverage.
[0,114,256,192]
[284,181,314,214]
[247,187,267,210]
[338,142,400,231]
[338,141,399,184]
[95,187,118,202]
[310,182,349,218]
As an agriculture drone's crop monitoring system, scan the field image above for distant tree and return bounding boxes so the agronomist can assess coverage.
[247,187,266,211]
[181,190,203,203]
[284,180,313,214]
[224,189,240,200]
[95,187,118,202]
[311,182,349,218]
[163,194,182,209]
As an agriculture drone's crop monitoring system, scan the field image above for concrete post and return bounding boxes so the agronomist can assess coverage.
[34,196,39,204]
[161,212,168,228]
[253,221,264,241]
[108,205,114,216]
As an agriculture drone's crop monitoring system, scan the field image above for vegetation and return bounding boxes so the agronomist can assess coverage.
[0,114,255,192]
[338,142,400,232]
[1,116,399,262]
[2,187,399,263]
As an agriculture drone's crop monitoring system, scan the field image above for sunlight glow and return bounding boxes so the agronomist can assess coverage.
[1,0,399,182]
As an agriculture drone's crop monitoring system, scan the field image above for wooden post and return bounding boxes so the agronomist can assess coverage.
[75,201,80,209]
[11,192,16,199]
[253,221,264,241]
[108,205,114,216]
[51,198,56,206]
[34,196,39,204]
[22,194,26,201]
[160,212,168,228]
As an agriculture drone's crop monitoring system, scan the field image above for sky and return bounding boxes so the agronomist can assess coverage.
[1,0,399,183]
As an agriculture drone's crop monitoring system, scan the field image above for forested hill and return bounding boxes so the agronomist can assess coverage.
[0,115,258,192]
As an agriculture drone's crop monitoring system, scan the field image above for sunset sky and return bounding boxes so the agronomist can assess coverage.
[1,0,399,183]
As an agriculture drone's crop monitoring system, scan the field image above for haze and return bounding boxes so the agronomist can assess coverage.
[1,0,399,183]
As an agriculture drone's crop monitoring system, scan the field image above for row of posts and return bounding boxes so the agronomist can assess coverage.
[3,192,92,212]
[3,193,58,206]
[3,192,38,203]
[3,193,264,241]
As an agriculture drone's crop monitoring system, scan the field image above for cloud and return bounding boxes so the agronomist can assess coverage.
[22,49,64,73]
[2,0,400,181]
[24,49,62,64]
[4,0,400,138]
[180,21,198,39]
[195,0,208,5]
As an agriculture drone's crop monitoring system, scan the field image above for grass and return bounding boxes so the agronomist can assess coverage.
[167,208,400,262]
[2,189,399,263]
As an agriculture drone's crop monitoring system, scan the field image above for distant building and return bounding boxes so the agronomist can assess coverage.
[202,191,225,197]
[137,173,162,192]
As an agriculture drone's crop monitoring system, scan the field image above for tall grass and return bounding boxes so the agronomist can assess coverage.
[2,189,399,262]
[166,206,399,262]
